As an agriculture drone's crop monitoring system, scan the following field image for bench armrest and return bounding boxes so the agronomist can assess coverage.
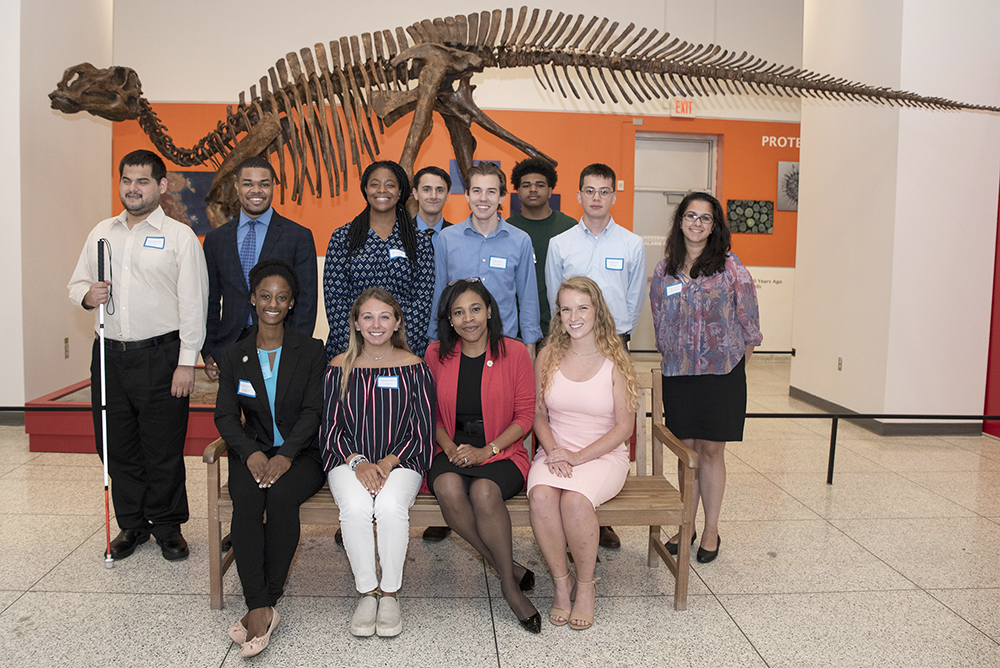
[653,423,699,470]
[203,437,228,464]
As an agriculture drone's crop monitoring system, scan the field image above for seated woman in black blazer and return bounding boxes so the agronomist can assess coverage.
[214,258,327,658]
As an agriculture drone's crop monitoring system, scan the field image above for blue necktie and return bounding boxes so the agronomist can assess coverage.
[240,220,257,326]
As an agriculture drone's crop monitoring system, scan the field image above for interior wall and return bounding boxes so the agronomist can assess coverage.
[884,1,1000,414]
[20,0,114,400]
[791,0,904,411]
[1,1,24,407]
[792,0,1000,418]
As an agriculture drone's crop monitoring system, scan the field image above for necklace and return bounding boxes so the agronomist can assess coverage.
[569,346,599,357]
[361,344,394,361]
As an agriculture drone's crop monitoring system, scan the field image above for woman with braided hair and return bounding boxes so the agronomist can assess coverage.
[322,160,435,359]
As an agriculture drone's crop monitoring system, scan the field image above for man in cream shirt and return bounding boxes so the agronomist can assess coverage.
[69,149,208,562]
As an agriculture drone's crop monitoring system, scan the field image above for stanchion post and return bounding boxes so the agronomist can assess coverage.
[826,416,839,485]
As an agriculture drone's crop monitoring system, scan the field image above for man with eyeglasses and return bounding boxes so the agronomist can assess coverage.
[544,163,646,550]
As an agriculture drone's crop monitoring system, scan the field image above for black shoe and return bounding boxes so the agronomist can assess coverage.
[598,526,621,549]
[518,612,542,634]
[221,532,232,553]
[422,526,452,542]
[696,536,721,564]
[665,530,696,556]
[335,528,343,546]
[517,566,535,592]
[108,529,149,559]
[158,531,189,561]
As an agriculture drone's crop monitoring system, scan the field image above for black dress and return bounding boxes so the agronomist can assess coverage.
[425,352,525,499]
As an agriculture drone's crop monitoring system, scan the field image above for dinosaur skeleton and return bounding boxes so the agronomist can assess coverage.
[49,7,999,227]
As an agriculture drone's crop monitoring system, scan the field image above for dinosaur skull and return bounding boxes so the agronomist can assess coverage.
[49,63,143,122]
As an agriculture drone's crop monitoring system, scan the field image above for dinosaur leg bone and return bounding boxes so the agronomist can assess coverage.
[436,76,558,168]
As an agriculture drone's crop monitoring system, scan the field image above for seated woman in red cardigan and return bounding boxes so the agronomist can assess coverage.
[423,279,541,634]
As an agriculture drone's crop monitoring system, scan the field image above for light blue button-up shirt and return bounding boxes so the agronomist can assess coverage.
[545,217,647,335]
[428,216,541,343]
[236,207,274,266]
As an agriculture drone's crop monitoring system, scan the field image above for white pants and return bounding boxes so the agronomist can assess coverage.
[328,465,422,594]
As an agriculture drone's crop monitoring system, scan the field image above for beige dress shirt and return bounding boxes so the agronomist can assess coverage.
[68,206,209,367]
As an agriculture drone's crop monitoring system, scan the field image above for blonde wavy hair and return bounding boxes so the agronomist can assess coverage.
[340,288,411,399]
[538,276,638,412]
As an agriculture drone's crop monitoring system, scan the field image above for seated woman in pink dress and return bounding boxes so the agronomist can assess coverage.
[527,276,638,631]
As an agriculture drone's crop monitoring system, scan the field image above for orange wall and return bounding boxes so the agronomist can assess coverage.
[113,105,799,267]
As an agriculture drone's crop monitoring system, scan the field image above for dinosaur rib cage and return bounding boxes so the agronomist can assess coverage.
[143,6,998,206]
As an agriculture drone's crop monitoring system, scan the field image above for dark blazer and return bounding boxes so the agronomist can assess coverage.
[423,219,452,237]
[202,211,318,364]
[214,327,327,463]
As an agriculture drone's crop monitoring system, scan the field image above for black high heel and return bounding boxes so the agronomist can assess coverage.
[515,562,535,591]
[697,535,721,563]
[518,612,542,634]
[664,530,696,556]
[503,580,542,634]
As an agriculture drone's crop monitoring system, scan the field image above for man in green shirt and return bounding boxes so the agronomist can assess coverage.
[507,158,577,338]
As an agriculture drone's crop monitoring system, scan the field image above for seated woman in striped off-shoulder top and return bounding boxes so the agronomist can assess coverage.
[320,288,436,639]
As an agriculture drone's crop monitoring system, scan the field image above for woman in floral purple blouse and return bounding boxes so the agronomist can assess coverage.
[649,192,762,564]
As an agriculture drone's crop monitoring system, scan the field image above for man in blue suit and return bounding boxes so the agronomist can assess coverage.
[202,156,318,380]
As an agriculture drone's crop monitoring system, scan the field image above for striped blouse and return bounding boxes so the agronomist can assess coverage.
[320,362,436,474]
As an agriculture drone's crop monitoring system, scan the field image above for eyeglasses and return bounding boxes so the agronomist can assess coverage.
[581,187,614,199]
[447,276,482,287]
[682,212,714,225]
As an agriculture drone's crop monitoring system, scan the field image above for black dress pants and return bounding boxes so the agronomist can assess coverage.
[90,338,190,539]
[228,449,325,609]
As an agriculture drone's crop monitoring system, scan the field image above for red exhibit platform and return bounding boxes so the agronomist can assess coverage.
[25,376,219,456]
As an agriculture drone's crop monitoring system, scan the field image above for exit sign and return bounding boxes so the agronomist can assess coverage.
[672,99,695,117]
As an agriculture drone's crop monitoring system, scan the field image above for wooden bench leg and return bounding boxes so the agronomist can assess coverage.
[648,524,661,567]
[207,457,224,610]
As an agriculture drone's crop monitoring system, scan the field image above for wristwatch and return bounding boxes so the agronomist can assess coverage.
[489,442,499,456]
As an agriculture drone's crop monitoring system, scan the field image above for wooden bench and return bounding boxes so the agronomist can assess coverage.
[204,369,698,610]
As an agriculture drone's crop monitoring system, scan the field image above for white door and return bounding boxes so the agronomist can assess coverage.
[631,134,717,352]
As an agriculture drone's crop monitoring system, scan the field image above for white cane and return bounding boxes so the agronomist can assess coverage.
[98,238,113,569]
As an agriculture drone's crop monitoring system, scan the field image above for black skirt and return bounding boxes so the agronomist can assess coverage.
[661,356,748,442]
[425,452,525,500]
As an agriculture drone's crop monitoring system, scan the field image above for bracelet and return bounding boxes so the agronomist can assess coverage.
[349,455,368,472]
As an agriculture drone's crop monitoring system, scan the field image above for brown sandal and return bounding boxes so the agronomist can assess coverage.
[548,572,576,626]
[569,579,598,631]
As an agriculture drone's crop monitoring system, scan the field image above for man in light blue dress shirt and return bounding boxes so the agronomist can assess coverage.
[544,163,646,550]
[428,162,541,356]
[545,163,646,342]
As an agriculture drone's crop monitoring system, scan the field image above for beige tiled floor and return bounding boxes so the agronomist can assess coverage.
[1,355,999,666]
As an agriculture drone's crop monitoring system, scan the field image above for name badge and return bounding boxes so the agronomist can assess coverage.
[144,236,165,249]
[388,248,407,260]
[605,257,625,271]
[376,375,399,390]
[237,380,257,397]
[666,283,683,297]
[489,255,508,269]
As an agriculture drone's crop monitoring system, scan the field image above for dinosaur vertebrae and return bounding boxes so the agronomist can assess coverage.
[143,6,999,206]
